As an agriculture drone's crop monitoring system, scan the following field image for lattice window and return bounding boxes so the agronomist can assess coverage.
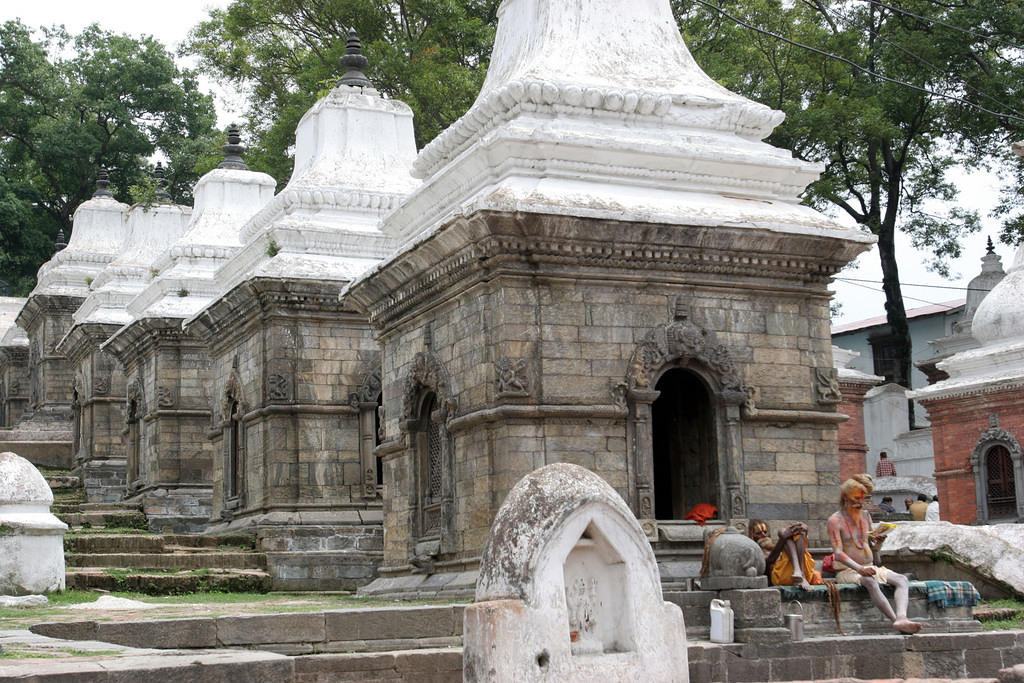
[987,446,1016,519]
[427,418,442,500]
[227,401,243,501]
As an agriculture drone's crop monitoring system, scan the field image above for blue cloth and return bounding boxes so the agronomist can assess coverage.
[920,580,981,608]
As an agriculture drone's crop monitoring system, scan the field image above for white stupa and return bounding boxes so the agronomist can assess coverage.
[29,170,129,300]
[378,0,872,255]
[201,31,420,300]
[0,451,67,595]
[71,164,192,329]
[911,152,1024,403]
[122,128,276,321]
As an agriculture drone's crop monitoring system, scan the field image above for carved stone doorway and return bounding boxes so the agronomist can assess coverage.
[652,368,717,520]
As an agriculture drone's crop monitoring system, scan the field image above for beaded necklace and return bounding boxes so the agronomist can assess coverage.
[839,506,870,551]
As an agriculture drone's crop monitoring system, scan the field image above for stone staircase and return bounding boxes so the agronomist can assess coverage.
[64,533,271,594]
[45,469,271,595]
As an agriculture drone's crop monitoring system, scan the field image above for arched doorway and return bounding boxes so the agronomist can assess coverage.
[970,415,1024,523]
[652,368,717,520]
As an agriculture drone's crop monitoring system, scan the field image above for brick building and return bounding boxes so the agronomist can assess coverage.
[910,146,1024,524]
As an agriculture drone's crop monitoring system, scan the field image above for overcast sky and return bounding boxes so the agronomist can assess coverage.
[4,1,1016,329]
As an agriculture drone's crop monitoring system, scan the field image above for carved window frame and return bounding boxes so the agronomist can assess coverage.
[124,377,145,492]
[400,352,457,556]
[70,375,82,460]
[349,367,383,500]
[221,367,247,512]
[970,416,1024,523]
[620,316,748,524]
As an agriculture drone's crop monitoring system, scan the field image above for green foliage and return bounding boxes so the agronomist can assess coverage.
[675,0,1024,385]
[184,0,499,181]
[265,239,280,257]
[0,21,219,295]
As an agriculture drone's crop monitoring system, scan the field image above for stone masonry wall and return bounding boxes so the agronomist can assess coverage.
[378,255,841,567]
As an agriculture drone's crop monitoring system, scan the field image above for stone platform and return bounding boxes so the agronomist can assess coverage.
[7,617,1024,682]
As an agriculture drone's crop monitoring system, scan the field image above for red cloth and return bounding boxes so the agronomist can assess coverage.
[684,503,718,525]
[875,459,896,477]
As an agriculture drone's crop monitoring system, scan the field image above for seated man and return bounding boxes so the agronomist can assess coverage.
[750,519,823,591]
[828,473,921,634]
[878,496,896,513]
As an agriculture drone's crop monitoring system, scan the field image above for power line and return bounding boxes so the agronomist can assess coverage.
[818,2,1023,119]
[855,0,1024,51]
[834,277,963,309]
[690,0,1024,124]
[835,276,993,293]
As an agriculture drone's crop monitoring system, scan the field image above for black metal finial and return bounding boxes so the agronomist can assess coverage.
[54,228,67,253]
[986,235,995,254]
[93,167,113,198]
[154,162,171,202]
[337,29,373,88]
[218,125,250,171]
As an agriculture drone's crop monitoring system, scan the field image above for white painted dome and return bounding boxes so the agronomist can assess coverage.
[971,257,1024,346]
[0,451,54,506]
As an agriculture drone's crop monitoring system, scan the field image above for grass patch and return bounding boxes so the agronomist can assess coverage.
[0,643,57,659]
[982,615,1024,630]
[981,598,1024,610]
[58,648,123,657]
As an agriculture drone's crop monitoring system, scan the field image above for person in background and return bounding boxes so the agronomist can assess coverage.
[904,497,914,512]
[878,496,896,513]
[875,451,896,477]
[926,495,940,521]
[910,493,929,521]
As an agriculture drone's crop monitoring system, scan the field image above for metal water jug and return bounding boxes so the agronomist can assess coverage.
[785,600,804,641]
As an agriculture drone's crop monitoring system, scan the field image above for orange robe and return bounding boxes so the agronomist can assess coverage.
[769,534,824,587]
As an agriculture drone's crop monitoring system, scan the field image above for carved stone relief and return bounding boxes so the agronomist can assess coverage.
[349,367,382,407]
[266,373,290,402]
[813,366,842,405]
[157,386,176,408]
[401,351,457,428]
[494,357,530,397]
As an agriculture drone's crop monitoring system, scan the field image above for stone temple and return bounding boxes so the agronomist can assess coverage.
[5,0,874,593]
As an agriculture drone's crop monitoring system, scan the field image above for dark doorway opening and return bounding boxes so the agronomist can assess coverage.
[652,368,717,520]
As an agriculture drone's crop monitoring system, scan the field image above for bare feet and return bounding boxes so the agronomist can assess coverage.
[893,618,921,635]
[791,575,814,591]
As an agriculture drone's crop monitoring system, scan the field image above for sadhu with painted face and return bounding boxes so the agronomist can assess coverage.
[827,473,921,634]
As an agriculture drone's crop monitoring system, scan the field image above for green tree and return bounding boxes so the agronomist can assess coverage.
[674,0,1024,389]
[0,21,220,295]
[185,0,498,182]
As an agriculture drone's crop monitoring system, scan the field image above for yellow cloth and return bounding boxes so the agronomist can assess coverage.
[769,536,824,587]
[909,501,928,521]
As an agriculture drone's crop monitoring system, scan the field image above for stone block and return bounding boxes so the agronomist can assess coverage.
[720,588,783,628]
[96,618,217,649]
[325,606,461,642]
[747,503,809,520]
[218,613,327,646]
[770,656,814,681]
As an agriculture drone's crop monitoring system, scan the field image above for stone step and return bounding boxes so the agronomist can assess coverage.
[64,533,256,554]
[65,551,267,570]
[60,510,150,530]
[46,474,81,490]
[65,568,272,595]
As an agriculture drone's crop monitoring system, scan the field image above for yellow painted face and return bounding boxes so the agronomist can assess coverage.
[752,522,769,539]
[846,489,867,510]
